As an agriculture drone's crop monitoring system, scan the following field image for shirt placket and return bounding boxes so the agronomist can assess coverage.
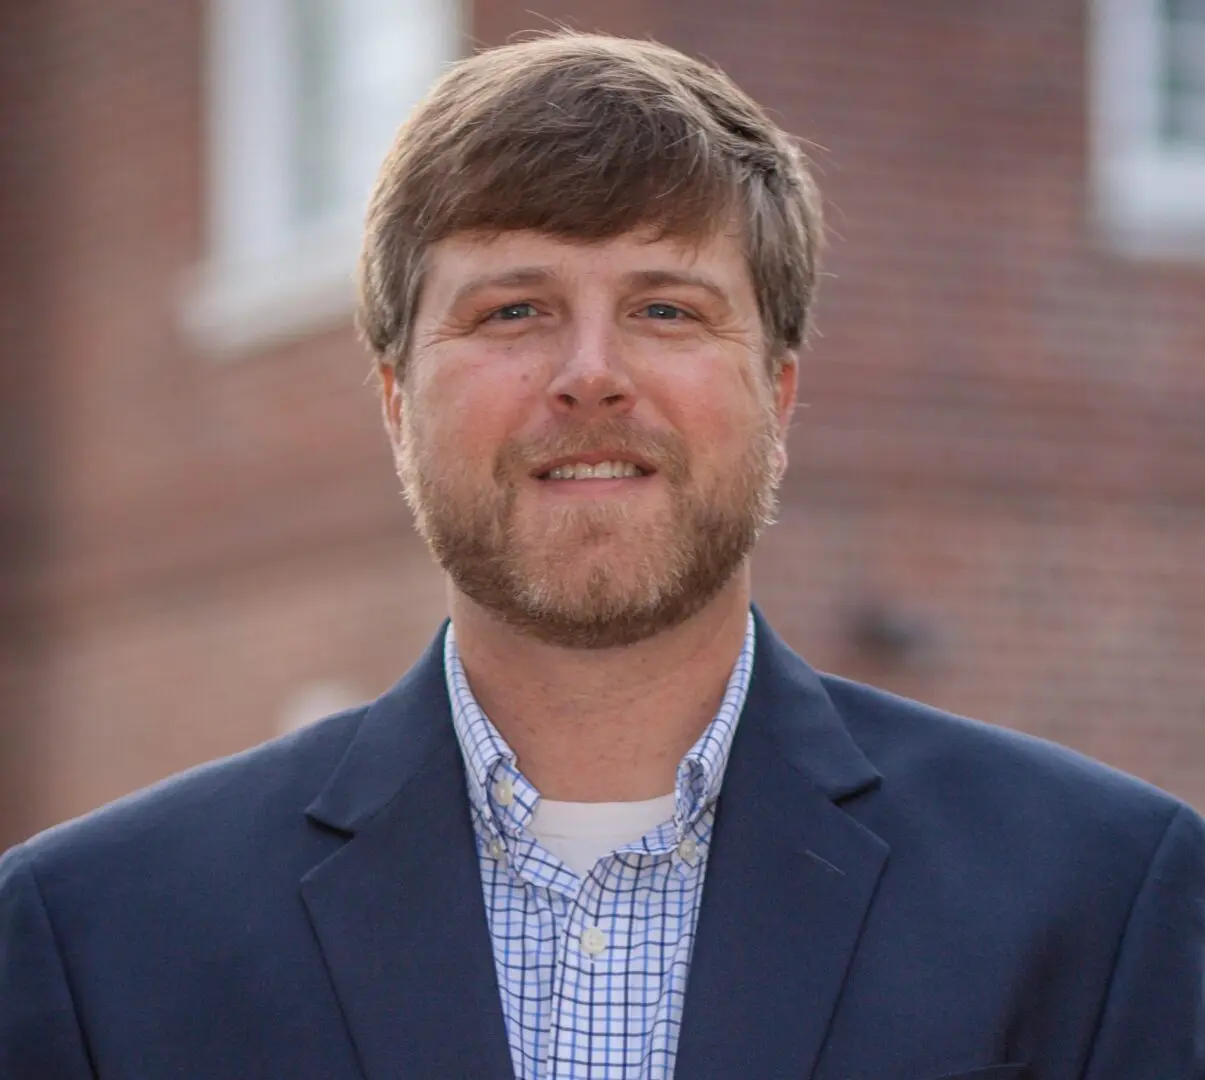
[448,614,754,1080]
[547,857,630,1080]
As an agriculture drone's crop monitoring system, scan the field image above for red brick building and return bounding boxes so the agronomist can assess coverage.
[2,0,1203,847]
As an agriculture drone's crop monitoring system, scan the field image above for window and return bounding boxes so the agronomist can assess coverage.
[1091,0,1205,257]
[182,0,461,356]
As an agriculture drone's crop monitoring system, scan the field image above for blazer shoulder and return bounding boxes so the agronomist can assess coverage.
[817,671,1192,847]
[12,704,368,881]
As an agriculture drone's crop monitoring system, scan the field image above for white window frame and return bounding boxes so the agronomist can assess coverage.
[1090,0,1205,258]
[180,0,461,357]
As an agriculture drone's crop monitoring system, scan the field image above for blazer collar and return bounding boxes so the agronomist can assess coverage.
[301,608,887,1080]
[743,606,882,799]
[305,607,881,833]
[305,625,454,834]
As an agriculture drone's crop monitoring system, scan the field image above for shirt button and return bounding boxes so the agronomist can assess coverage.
[493,777,515,807]
[580,926,608,956]
[677,837,699,862]
[488,837,505,860]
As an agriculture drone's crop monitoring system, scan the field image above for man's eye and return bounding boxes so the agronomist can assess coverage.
[489,302,538,321]
[640,303,686,320]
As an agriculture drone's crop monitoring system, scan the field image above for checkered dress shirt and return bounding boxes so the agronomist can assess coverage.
[445,615,755,1080]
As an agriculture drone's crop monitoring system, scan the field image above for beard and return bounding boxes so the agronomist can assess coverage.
[395,405,783,649]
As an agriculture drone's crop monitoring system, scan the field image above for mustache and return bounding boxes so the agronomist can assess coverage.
[495,420,689,483]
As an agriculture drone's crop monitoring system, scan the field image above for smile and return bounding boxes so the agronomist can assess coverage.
[541,460,649,480]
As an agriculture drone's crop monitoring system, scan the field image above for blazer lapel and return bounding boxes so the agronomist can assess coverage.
[675,613,890,1080]
[299,627,514,1080]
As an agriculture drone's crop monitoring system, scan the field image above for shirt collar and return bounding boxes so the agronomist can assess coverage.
[445,612,756,838]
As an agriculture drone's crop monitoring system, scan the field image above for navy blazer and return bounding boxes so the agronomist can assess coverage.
[2,612,1203,1079]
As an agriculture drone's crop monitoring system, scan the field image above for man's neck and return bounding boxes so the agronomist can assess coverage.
[448,575,753,802]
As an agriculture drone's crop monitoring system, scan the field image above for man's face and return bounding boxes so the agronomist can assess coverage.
[382,226,797,648]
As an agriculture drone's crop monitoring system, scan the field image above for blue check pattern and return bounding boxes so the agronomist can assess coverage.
[445,614,755,1080]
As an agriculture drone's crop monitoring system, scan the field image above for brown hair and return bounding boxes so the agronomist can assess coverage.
[357,32,824,376]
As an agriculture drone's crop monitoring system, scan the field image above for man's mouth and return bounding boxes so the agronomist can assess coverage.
[532,449,656,481]
[538,460,652,481]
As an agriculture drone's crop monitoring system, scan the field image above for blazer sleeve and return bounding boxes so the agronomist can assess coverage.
[1080,803,1205,1079]
[0,844,96,1079]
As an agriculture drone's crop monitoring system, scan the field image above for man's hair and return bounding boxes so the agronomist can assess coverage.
[357,32,824,376]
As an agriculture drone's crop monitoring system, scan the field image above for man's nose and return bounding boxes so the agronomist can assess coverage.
[546,319,636,417]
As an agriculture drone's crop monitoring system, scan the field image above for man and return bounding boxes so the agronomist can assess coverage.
[1,31,1202,1080]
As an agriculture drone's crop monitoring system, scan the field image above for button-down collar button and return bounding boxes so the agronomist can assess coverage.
[580,926,608,956]
[493,777,515,807]
[488,837,505,860]
[677,837,699,863]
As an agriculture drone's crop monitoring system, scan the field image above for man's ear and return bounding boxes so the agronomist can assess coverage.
[772,352,799,480]
[774,351,799,429]
[378,362,404,449]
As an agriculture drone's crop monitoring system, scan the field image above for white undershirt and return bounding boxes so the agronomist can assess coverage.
[528,793,677,876]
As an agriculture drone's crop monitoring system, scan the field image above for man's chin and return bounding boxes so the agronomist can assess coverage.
[506,593,675,649]
[515,540,671,589]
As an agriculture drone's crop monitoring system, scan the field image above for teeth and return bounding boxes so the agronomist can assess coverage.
[546,461,642,480]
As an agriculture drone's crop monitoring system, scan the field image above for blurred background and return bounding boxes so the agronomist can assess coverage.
[1,0,1203,847]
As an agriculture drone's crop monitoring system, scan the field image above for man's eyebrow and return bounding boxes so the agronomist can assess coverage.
[444,266,734,310]
[448,267,557,308]
[624,269,732,304]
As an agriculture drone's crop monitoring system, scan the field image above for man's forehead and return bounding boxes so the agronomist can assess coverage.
[424,226,749,293]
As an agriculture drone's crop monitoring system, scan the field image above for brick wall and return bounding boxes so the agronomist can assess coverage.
[0,5,60,845]
[3,0,1203,843]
